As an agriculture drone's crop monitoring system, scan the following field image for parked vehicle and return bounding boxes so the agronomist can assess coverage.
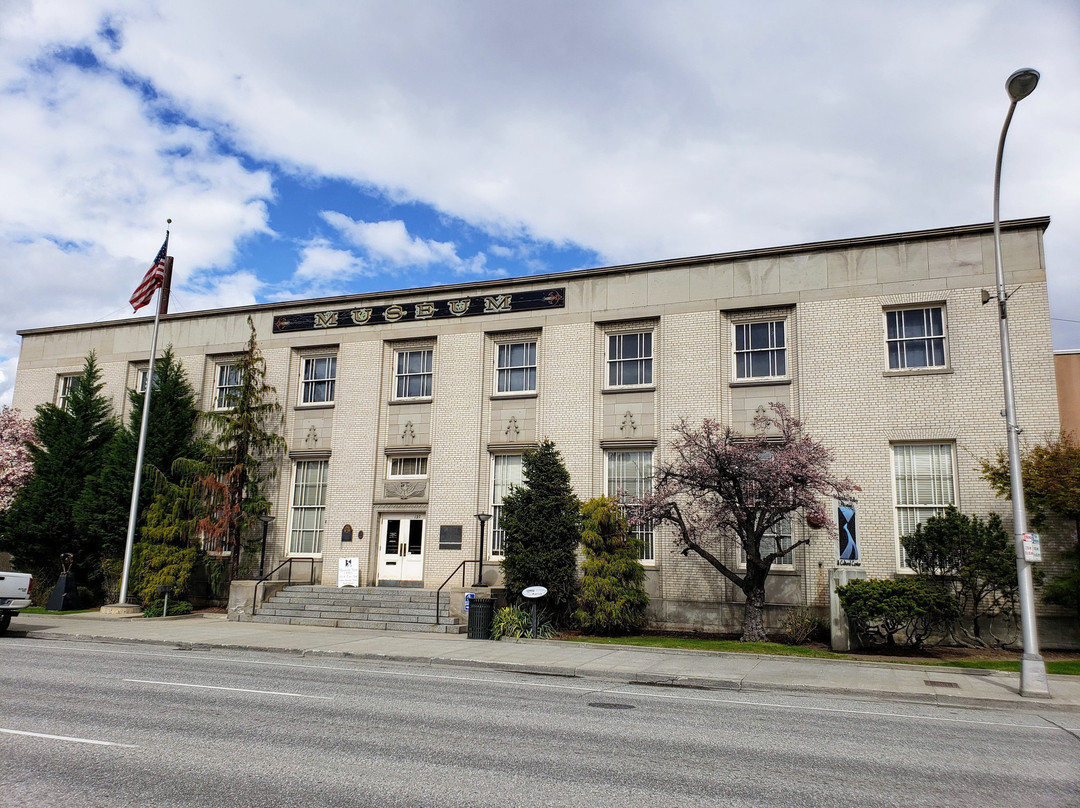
[0,571,33,634]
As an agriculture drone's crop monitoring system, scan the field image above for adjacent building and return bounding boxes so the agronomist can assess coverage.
[12,216,1072,639]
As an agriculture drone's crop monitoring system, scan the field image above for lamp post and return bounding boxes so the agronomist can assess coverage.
[257,514,276,579]
[474,513,492,587]
[991,67,1050,698]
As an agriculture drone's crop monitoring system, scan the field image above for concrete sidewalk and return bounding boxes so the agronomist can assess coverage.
[8,611,1080,712]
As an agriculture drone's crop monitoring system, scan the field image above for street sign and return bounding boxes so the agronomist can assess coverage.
[1022,532,1042,562]
[522,586,548,599]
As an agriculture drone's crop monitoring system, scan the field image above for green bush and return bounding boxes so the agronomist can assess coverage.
[836,578,960,649]
[780,607,827,645]
[130,542,198,605]
[143,599,193,618]
[573,497,649,635]
[491,605,556,640]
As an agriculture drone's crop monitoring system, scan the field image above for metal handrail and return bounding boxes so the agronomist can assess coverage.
[434,560,483,625]
[252,557,316,616]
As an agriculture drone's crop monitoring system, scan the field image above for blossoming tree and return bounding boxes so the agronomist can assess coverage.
[633,404,858,642]
[0,407,36,511]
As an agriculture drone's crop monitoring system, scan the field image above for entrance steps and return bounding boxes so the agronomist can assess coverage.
[251,585,467,634]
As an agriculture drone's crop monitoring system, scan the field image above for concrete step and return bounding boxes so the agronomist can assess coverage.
[255,585,466,633]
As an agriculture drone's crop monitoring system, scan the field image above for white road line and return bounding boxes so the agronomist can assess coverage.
[123,678,333,699]
[0,727,138,748]
[20,641,1076,732]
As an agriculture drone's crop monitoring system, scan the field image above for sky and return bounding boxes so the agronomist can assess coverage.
[1,1,1078,408]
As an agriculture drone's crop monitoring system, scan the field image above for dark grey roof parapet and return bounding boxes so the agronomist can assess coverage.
[17,216,1050,337]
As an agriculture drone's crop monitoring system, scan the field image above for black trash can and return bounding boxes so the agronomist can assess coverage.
[467,597,495,640]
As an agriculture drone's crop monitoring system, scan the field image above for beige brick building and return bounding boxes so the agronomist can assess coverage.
[12,216,1070,637]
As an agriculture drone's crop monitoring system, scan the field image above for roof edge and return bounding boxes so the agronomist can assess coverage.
[17,216,1051,337]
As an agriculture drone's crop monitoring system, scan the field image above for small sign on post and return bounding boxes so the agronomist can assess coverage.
[1022,532,1042,562]
[522,586,548,639]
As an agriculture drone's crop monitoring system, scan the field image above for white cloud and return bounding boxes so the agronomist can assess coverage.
[293,237,368,284]
[321,213,458,268]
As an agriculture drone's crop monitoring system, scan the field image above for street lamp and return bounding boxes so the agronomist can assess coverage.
[474,513,492,587]
[991,67,1049,698]
[257,514,276,579]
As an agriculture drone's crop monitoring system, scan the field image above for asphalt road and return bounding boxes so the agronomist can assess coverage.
[1,639,1078,807]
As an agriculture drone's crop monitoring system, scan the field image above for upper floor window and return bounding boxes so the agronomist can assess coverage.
[56,374,80,410]
[606,450,654,563]
[300,355,337,405]
[214,362,242,410]
[133,367,150,394]
[893,443,955,567]
[496,341,537,394]
[395,349,433,399]
[388,456,428,478]
[607,332,653,388]
[886,306,946,370]
[734,320,786,380]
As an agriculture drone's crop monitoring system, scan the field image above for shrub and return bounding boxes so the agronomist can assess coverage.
[836,578,960,649]
[143,599,193,618]
[491,605,556,640]
[130,542,198,605]
[573,497,649,635]
[780,607,827,645]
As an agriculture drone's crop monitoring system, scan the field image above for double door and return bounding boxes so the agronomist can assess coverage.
[377,515,424,583]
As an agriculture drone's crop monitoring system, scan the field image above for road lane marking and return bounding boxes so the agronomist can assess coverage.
[123,678,333,699]
[0,728,138,748]
[19,641,1076,732]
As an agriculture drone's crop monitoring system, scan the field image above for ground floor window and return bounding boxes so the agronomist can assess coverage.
[606,450,654,562]
[289,459,328,555]
[740,518,793,566]
[490,454,523,557]
[893,443,955,567]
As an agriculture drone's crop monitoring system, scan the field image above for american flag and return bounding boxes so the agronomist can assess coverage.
[129,233,169,312]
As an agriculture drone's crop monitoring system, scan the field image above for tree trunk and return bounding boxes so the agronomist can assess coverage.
[741,577,768,642]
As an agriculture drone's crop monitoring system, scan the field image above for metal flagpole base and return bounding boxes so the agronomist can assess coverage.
[1020,653,1051,699]
[100,603,142,616]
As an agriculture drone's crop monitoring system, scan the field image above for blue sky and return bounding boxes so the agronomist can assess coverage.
[1,1,1079,406]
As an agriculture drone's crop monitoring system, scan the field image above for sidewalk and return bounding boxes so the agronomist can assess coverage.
[9,611,1080,712]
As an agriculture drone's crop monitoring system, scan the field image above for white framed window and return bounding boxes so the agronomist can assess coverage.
[893,443,955,567]
[214,362,242,409]
[606,450,654,562]
[300,355,337,405]
[388,456,428,478]
[132,366,150,394]
[56,374,80,410]
[394,349,433,399]
[288,459,328,555]
[490,454,523,557]
[495,341,537,394]
[607,332,653,388]
[886,306,946,370]
[734,320,786,380]
[739,518,794,567]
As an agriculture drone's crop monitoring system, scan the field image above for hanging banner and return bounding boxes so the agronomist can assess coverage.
[836,501,860,567]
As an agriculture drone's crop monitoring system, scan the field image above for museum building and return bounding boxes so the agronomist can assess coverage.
[11,216,1068,635]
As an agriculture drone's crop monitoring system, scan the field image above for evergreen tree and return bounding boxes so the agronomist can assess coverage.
[198,317,286,580]
[499,439,581,624]
[1,353,116,592]
[573,496,649,635]
[74,347,203,563]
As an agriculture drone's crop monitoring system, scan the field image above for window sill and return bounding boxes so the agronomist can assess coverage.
[729,378,792,388]
[389,397,433,405]
[601,385,656,395]
[882,367,953,378]
[295,403,335,411]
[491,391,538,401]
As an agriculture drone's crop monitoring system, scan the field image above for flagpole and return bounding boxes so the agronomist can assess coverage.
[116,224,170,605]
